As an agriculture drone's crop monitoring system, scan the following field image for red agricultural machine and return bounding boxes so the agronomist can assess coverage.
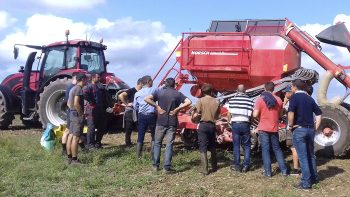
[155,18,350,157]
[0,31,129,129]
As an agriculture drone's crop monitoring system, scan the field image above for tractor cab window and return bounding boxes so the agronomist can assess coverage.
[44,47,65,77]
[80,47,105,73]
[66,47,78,69]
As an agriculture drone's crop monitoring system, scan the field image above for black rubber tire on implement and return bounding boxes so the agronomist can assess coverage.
[0,89,15,129]
[37,78,71,128]
[181,129,198,149]
[21,116,42,128]
[314,104,350,157]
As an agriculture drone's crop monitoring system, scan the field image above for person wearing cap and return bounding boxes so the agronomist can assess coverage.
[192,83,220,175]
[66,73,87,165]
[283,85,300,176]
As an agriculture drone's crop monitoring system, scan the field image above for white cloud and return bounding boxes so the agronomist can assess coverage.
[37,0,105,9]
[0,11,17,30]
[0,14,179,86]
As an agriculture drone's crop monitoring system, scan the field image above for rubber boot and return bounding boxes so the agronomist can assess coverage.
[125,132,132,147]
[150,141,155,163]
[136,143,143,158]
[210,148,218,172]
[200,152,209,175]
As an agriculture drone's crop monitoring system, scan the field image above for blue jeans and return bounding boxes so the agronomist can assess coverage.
[293,128,318,188]
[231,122,251,168]
[137,113,156,143]
[153,126,176,170]
[259,131,287,175]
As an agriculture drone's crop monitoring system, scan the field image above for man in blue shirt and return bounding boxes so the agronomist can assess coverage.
[133,75,157,158]
[288,79,322,190]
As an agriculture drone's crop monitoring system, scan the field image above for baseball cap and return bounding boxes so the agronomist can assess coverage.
[282,85,292,93]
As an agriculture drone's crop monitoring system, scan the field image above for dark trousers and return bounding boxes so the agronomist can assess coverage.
[198,122,216,153]
[124,110,137,145]
[231,122,251,168]
[86,106,106,146]
[137,113,156,143]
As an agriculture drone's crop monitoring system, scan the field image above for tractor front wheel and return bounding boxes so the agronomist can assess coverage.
[37,78,71,128]
[181,129,198,149]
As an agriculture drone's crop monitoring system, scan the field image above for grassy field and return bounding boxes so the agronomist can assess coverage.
[1,121,350,196]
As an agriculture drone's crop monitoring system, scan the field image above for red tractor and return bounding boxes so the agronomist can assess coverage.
[0,31,129,129]
[155,18,350,157]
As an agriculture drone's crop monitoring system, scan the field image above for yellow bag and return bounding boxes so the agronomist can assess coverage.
[53,124,66,139]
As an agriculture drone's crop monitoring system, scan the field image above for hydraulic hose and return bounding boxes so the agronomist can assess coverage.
[317,70,343,105]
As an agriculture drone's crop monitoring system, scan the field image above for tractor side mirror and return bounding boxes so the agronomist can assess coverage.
[14,47,19,59]
[18,66,24,73]
[105,61,109,66]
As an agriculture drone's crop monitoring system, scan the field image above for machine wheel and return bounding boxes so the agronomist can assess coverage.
[0,89,14,129]
[37,78,71,128]
[181,129,198,149]
[314,104,350,157]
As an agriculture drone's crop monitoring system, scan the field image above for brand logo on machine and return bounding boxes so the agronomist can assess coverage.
[191,50,238,56]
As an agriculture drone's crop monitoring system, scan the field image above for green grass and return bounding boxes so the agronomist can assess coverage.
[1,132,350,196]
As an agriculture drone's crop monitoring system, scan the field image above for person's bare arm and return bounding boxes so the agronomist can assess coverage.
[144,95,165,114]
[170,98,192,116]
[118,92,128,105]
[315,115,322,130]
[74,95,83,116]
[253,109,260,119]
[287,112,294,128]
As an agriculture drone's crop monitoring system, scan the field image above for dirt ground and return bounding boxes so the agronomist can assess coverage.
[2,117,350,196]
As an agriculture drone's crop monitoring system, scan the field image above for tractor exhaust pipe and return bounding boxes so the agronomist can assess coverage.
[317,70,343,105]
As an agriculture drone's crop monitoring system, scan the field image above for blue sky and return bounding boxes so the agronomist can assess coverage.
[0,0,350,101]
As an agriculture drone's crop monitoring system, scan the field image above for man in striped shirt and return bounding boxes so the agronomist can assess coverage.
[227,84,254,172]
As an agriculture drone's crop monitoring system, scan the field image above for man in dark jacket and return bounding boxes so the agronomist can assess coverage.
[84,73,108,149]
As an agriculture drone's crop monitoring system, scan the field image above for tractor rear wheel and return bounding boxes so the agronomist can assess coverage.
[37,78,71,128]
[314,104,350,157]
[0,89,15,129]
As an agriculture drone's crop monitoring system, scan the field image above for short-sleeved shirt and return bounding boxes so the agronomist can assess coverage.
[83,82,105,108]
[133,86,157,114]
[288,91,322,127]
[65,84,75,102]
[68,85,84,111]
[254,94,282,132]
[125,87,137,103]
[195,95,220,123]
[227,93,254,122]
[153,87,187,126]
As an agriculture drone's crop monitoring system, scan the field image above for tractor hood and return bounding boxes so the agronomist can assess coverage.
[103,73,130,90]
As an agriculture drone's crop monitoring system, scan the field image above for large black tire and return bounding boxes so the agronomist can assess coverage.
[0,89,15,129]
[37,78,71,128]
[314,104,350,157]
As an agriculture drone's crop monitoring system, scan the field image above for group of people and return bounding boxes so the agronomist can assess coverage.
[60,72,322,190]
[226,79,321,190]
[61,73,109,165]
